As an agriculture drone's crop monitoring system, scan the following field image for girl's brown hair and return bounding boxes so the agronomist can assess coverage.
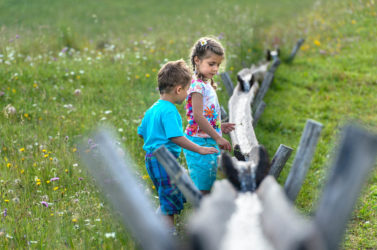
[190,37,225,89]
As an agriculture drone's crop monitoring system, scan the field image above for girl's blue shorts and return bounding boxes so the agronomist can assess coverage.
[183,135,220,191]
[145,153,184,215]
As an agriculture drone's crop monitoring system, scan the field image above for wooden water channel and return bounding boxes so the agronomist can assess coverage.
[80,39,377,250]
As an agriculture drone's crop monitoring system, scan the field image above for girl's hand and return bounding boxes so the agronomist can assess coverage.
[221,123,236,134]
[216,137,232,151]
[198,146,219,155]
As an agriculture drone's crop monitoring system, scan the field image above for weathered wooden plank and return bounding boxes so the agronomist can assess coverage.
[220,105,229,122]
[187,180,238,250]
[228,79,259,161]
[253,59,281,110]
[253,101,266,127]
[258,176,326,250]
[220,72,235,96]
[314,124,377,250]
[284,119,323,202]
[269,144,293,179]
[79,128,175,250]
[153,145,202,208]
[287,38,305,62]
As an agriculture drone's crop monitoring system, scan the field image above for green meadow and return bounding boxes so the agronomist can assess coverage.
[1,0,376,248]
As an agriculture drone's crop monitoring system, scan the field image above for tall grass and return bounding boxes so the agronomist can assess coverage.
[1,0,376,248]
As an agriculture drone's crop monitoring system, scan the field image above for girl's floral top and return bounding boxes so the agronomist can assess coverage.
[185,76,221,138]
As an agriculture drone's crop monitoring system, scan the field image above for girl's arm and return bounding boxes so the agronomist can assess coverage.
[170,136,218,155]
[191,93,232,151]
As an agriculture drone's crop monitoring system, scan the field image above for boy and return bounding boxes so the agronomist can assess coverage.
[137,59,218,231]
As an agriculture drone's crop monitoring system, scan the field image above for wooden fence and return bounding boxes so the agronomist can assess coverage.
[79,39,377,250]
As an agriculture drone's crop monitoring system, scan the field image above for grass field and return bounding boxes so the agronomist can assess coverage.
[1,0,376,248]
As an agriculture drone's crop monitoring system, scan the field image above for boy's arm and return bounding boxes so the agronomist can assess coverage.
[170,136,218,155]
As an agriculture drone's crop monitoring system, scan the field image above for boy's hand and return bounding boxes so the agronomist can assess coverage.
[216,137,232,151]
[221,123,236,134]
[199,146,219,155]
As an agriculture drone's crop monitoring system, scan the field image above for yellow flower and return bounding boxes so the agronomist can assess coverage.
[145,73,150,78]
[12,89,16,93]
[314,40,321,46]
[230,66,234,71]
[152,68,157,72]
[24,113,29,118]
[152,185,155,190]
[142,175,149,180]
[72,218,78,223]
[169,40,174,44]
[36,179,41,182]
[65,169,68,173]
[351,20,356,24]
[150,48,155,53]
[4,199,9,203]
[20,169,24,174]
[76,75,80,80]
[7,163,12,168]
[21,158,25,161]
[135,75,140,79]
[54,186,59,191]
[46,180,50,184]
[50,213,54,216]
[42,149,47,153]
[49,157,53,161]
[44,154,49,158]
[72,148,77,152]
[33,83,38,88]
[36,182,41,186]
[247,48,252,53]
[33,163,37,167]
[19,147,25,152]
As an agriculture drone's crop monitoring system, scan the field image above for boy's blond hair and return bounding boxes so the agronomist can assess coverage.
[158,59,192,94]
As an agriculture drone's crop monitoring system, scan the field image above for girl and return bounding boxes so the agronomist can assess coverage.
[183,37,235,194]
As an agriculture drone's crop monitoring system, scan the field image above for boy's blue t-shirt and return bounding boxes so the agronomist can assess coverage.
[137,99,183,156]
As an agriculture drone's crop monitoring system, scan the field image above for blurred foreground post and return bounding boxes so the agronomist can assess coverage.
[79,128,174,250]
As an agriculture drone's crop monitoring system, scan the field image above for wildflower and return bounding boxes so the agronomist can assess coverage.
[41,201,48,207]
[6,163,11,168]
[72,218,78,223]
[142,175,149,180]
[65,169,68,173]
[200,40,207,46]
[78,177,83,181]
[105,232,116,238]
[50,177,59,182]
[145,73,150,78]
[46,180,50,184]
[152,68,157,72]
[42,149,47,153]
[20,169,24,174]
[229,66,234,71]
[314,40,321,46]
[3,208,7,217]
[36,182,41,186]
[74,89,82,96]
[33,163,37,167]
[351,20,356,24]
[44,154,49,158]
[24,113,29,118]
[19,147,25,152]
[135,75,140,79]
[72,148,77,152]
[12,197,20,203]
[53,187,59,191]
[5,104,16,116]
[4,199,9,203]
[33,82,38,88]
[73,163,78,167]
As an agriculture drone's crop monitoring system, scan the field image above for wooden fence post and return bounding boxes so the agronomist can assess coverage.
[269,144,293,179]
[314,125,377,250]
[284,119,323,202]
[253,58,281,110]
[258,176,326,250]
[79,128,175,250]
[253,101,266,127]
[287,38,305,62]
[220,72,235,96]
[153,145,202,208]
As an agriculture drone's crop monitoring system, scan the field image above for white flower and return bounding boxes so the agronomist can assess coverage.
[105,232,116,238]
